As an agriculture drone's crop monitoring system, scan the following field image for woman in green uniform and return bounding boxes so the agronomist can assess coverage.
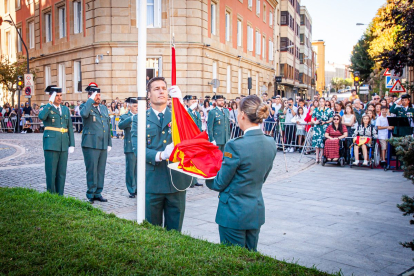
[312,97,333,163]
[206,95,277,251]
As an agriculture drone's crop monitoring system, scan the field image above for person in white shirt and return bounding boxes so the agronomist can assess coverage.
[283,98,298,152]
[376,106,394,164]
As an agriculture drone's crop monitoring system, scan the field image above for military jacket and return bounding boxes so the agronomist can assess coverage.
[206,129,277,230]
[207,107,230,144]
[118,111,134,153]
[38,104,75,151]
[131,107,192,194]
[80,98,112,149]
[188,107,202,131]
[390,104,414,136]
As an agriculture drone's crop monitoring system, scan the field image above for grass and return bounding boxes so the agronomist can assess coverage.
[0,188,340,276]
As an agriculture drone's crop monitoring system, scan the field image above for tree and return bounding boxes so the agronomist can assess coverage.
[0,56,36,107]
[350,34,375,82]
[376,0,414,75]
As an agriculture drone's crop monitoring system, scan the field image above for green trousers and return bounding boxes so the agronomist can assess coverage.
[145,191,186,232]
[44,150,68,196]
[219,225,261,251]
[125,152,137,195]
[82,147,108,199]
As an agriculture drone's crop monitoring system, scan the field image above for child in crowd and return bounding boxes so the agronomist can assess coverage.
[376,106,394,164]
[200,110,207,131]
[291,107,307,151]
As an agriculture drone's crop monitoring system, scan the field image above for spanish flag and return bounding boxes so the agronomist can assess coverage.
[353,136,371,146]
[168,47,222,178]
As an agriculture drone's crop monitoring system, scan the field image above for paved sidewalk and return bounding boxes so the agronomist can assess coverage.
[1,133,413,275]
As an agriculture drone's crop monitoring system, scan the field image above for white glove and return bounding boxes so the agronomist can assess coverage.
[49,92,57,104]
[89,92,98,100]
[190,103,198,110]
[212,140,217,145]
[107,146,112,152]
[168,86,183,104]
[161,142,175,160]
[68,146,75,154]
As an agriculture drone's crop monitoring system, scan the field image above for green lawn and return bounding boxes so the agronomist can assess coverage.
[0,188,340,275]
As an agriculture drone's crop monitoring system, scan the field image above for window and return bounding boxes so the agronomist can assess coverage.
[44,66,51,88]
[6,32,11,57]
[59,7,66,38]
[262,36,265,59]
[300,14,305,25]
[248,0,252,9]
[269,40,274,61]
[300,34,304,45]
[147,0,161,28]
[58,63,66,92]
[237,20,242,47]
[5,0,9,14]
[299,53,304,64]
[74,61,82,92]
[29,22,35,49]
[211,3,216,35]
[74,1,82,34]
[238,68,241,94]
[226,65,231,93]
[256,0,260,15]
[255,31,261,55]
[45,13,52,42]
[225,12,230,42]
[247,25,253,51]
[269,11,273,26]
[17,28,22,52]
[16,0,20,9]
[280,11,288,25]
[280,37,287,50]
[263,5,266,22]
[212,61,217,93]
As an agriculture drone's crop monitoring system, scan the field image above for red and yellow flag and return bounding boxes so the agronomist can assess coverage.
[353,136,371,146]
[169,46,222,178]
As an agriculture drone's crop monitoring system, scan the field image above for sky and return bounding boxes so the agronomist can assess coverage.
[300,0,385,65]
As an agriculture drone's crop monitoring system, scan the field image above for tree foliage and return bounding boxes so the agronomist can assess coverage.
[330,78,353,91]
[0,56,37,107]
[349,35,375,81]
[375,0,414,74]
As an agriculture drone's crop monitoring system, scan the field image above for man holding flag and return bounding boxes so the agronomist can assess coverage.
[131,77,192,232]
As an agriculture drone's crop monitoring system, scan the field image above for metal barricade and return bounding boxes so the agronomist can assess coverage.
[0,117,17,133]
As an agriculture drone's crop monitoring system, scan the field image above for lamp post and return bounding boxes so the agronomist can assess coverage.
[4,16,31,112]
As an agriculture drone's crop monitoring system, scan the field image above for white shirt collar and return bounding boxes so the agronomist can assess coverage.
[244,126,261,134]
[53,104,60,109]
[152,107,167,117]
[217,106,223,111]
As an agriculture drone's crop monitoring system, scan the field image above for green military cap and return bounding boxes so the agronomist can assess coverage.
[212,95,224,100]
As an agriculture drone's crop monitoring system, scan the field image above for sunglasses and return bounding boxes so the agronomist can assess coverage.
[333,118,340,121]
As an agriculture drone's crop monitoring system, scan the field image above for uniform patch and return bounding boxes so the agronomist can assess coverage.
[224,152,232,158]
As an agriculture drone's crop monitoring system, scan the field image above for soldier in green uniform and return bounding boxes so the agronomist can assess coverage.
[118,97,138,198]
[38,85,75,196]
[206,95,277,251]
[390,94,414,137]
[80,84,112,204]
[186,95,203,188]
[207,95,230,152]
[131,77,192,232]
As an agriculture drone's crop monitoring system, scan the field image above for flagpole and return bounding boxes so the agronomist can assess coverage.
[136,0,147,223]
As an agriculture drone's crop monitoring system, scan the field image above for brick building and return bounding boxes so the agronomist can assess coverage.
[1,0,279,105]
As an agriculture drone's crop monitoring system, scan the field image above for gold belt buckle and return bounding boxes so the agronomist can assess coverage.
[60,128,65,133]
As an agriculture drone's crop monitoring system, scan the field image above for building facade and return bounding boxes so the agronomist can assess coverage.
[1,0,279,105]
[312,39,325,95]
[298,5,314,99]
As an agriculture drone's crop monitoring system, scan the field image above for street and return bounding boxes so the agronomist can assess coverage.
[1,133,413,276]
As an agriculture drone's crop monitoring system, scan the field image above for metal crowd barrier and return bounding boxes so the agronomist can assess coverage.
[0,117,18,133]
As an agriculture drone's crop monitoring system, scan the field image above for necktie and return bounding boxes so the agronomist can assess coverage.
[158,113,164,126]
[57,106,61,115]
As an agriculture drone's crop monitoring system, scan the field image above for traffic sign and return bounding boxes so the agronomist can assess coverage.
[24,95,32,98]
[383,68,405,79]
[389,79,406,93]
[385,76,396,88]
[24,86,32,96]
[24,74,34,87]
[275,76,282,83]
[383,68,391,76]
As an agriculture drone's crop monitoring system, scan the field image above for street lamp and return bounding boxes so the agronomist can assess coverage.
[4,16,31,133]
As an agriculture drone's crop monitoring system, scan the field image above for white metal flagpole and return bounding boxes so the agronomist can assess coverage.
[136,0,147,223]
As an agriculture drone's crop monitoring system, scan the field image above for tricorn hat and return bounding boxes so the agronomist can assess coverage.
[212,95,224,100]
[401,94,410,99]
[45,85,62,95]
[125,97,138,104]
[85,82,100,94]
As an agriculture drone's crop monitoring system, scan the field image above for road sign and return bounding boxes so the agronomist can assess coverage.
[359,86,369,94]
[24,86,32,96]
[383,68,391,76]
[275,76,282,83]
[24,74,34,87]
[383,68,406,79]
[24,95,32,98]
[389,79,406,93]
[385,76,396,88]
